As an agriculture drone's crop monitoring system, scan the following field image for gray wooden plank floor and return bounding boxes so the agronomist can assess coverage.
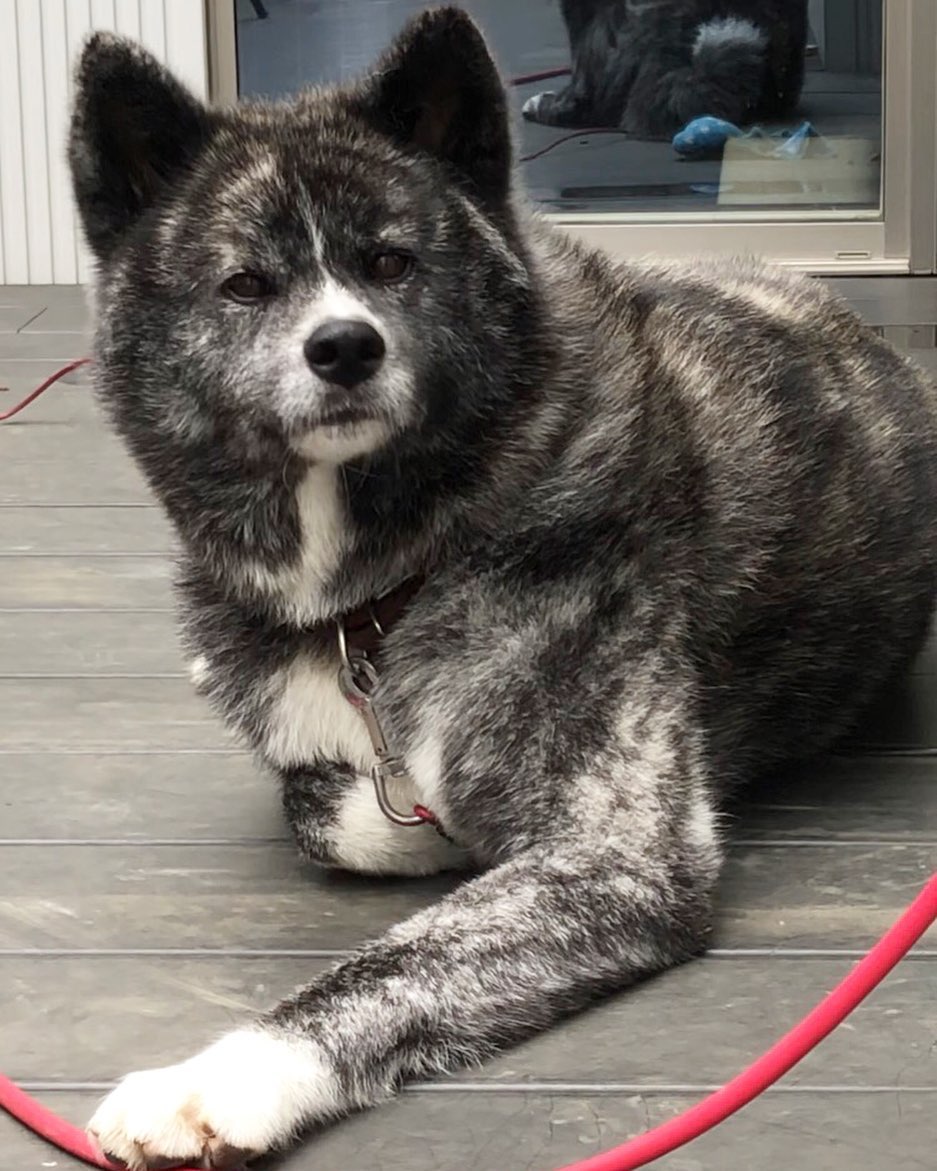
[1,281,936,1170]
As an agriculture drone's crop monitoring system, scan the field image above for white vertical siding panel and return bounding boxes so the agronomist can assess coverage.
[114,0,141,38]
[0,0,5,283]
[0,0,10,282]
[65,0,93,284]
[82,0,115,286]
[1,0,207,284]
[89,0,116,29]
[138,0,166,59]
[64,0,93,61]
[0,0,30,283]
[16,0,54,283]
[41,0,76,284]
[164,0,207,98]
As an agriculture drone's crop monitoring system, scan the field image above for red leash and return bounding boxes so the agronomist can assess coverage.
[510,66,572,86]
[556,871,937,1171]
[2,874,934,1170]
[0,1076,126,1170]
[508,64,634,164]
[3,362,936,1167]
[0,357,91,422]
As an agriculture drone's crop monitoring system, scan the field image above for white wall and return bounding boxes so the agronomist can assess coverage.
[0,0,208,285]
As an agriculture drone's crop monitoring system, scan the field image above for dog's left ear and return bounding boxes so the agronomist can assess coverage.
[350,7,512,211]
[69,33,213,263]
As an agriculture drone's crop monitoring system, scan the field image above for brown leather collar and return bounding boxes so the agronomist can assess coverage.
[338,575,425,658]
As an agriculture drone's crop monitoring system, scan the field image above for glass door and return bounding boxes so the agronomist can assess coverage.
[207,0,937,274]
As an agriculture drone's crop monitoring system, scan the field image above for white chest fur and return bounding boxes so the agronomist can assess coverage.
[247,459,467,875]
[264,653,373,773]
[242,464,350,626]
[263,653,467,876]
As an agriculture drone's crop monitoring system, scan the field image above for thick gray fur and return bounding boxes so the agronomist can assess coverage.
[68,7,937,1167]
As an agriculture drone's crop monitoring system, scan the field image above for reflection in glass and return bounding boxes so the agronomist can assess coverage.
[235,0,883,216]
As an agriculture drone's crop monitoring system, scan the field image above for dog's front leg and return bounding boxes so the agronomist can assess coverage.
[87,721,722,1169]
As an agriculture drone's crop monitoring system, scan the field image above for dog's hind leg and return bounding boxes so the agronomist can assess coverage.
[523,3,638,128]
[85,677,723,1168]
[522,74,601,128]
[621,25,770,138]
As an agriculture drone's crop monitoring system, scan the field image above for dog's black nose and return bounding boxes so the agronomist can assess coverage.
[304,320,385,388]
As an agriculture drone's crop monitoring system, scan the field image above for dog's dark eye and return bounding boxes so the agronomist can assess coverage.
[368,251,413,284]
[220,272,275,304]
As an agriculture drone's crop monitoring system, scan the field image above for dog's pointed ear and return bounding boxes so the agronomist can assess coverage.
[350,8,513,211]
[69,33,213,262]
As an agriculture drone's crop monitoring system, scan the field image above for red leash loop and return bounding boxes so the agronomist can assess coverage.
[2,874,934,1170]
[554,871,937,1171]
[0,357,91,422]
[0,1076,128,1170]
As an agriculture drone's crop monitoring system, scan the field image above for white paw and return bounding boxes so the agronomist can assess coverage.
[87,1028,340,1170]
[522,91,554,120]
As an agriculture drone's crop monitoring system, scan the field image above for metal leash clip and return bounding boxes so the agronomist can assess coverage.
[336,620,426,827]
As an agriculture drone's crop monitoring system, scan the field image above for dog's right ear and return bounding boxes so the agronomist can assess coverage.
[349,8,513,214]
[69,34,212,262]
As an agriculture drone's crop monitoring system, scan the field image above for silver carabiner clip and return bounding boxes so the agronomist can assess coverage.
[336,618,426,828]
[371,761,427,827]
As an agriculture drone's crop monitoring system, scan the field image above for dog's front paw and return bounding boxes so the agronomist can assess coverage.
[88,1028,340,1170]
[522,91,556,122]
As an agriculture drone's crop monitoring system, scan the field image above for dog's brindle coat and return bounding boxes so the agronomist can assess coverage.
[69,9,937,1167]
